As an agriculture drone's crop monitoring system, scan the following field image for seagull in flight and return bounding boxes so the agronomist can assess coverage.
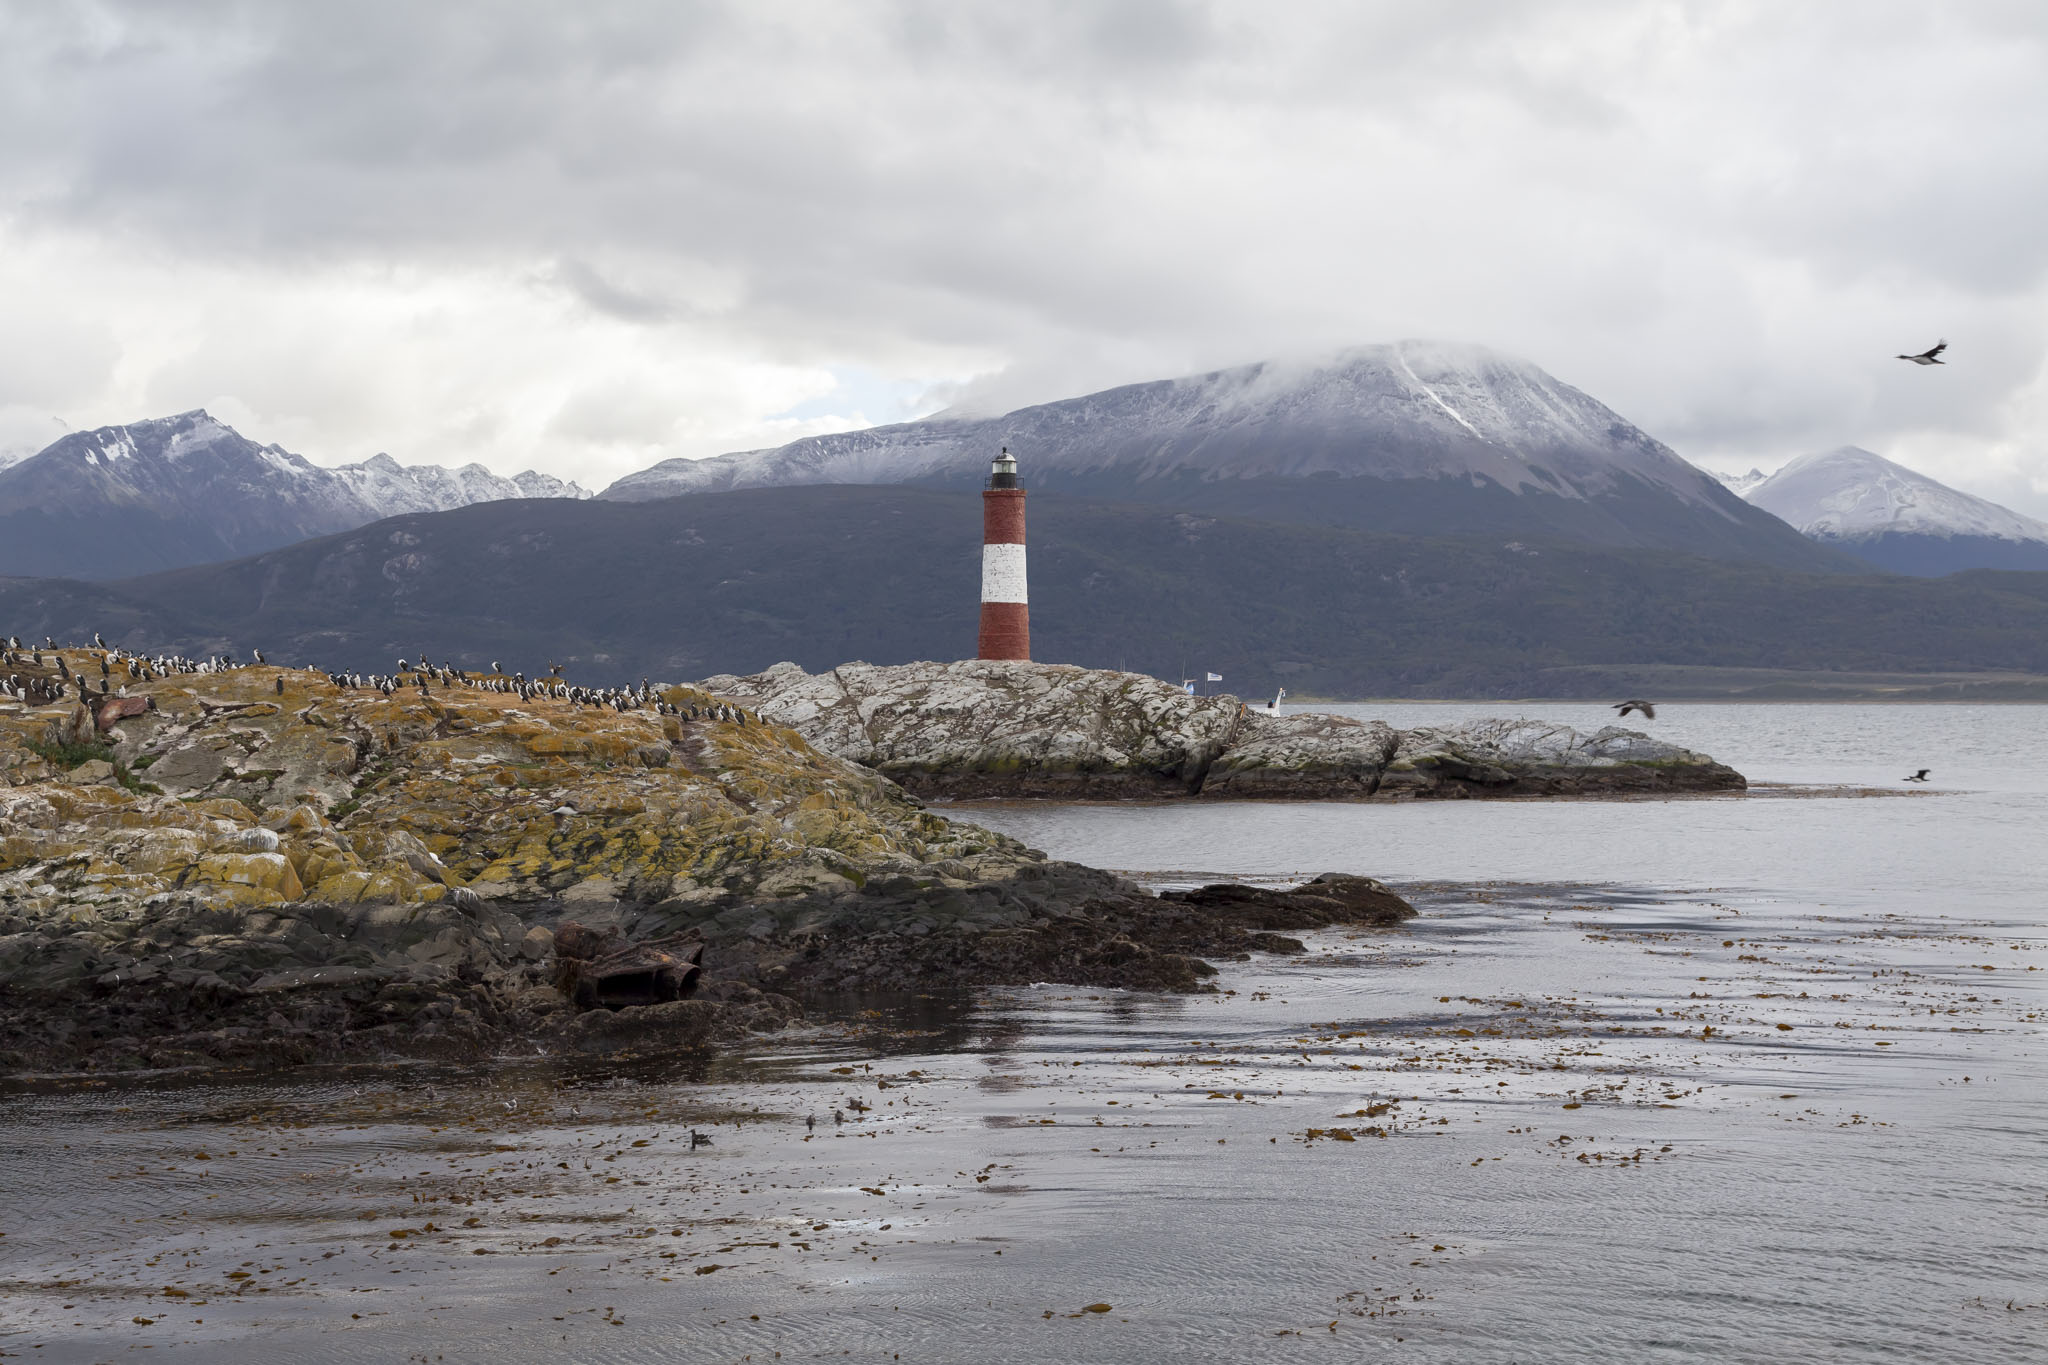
[1897,340,1947,366]
[1904,769,1930,783]
[1612,699,1657,720]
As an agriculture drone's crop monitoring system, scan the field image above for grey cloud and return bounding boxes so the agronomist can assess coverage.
[0,0,2044,509]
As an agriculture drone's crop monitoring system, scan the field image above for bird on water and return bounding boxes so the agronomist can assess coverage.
[1612,699,1656,720]
[1897,340,1947,366]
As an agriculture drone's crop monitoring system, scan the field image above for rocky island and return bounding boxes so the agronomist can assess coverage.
[0,652,1416,1076]
[700,659,1746,800]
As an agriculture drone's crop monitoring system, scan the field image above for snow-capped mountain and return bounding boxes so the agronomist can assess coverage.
[1738,446,2048,575]
[602,342,1838,568]
[323,452,589,517]
[1711,468,1770,496]
[0,410,590,580]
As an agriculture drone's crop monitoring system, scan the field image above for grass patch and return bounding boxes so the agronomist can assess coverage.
[27,738,114,769]
[115,766,164,797]
[26,736,162,794]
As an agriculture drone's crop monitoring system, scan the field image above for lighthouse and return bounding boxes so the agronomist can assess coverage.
[977,446,1030,660]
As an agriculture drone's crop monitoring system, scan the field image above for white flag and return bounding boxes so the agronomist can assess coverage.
[1206,672,1222,682]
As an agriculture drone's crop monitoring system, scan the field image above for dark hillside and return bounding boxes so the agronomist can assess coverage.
[5,486,2048,698]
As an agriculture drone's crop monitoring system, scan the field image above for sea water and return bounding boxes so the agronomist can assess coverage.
[3,705,2043,1363]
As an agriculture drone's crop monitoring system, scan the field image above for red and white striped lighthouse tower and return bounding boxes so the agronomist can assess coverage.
[976,446,1030,660]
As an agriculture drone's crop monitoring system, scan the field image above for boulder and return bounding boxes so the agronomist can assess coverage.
[1383,719,1745,797]
[64,759,118,787]
[1159,873,1416,928]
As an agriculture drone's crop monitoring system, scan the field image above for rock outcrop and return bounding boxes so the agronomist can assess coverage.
[0,660,1016,1071]
[0,655,1423,1074]
[700,660,1746,799]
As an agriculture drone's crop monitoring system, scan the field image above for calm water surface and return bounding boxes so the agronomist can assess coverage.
[3,705,2044,1363]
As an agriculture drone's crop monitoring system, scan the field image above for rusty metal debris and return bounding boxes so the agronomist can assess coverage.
[552,920,704,1010]
[94,695,155,732]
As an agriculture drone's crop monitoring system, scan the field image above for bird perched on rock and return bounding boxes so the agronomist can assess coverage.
[1896,339,1946,366]
[834,1109,845,1125]
[1612,699,1656,720]
[806,1113,815,1131]
[1904,769,1930,782]
[690,1129,712,1148]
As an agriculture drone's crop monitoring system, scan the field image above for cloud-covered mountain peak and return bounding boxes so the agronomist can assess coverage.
[609,340,1726,506]
[598,341,1842,568]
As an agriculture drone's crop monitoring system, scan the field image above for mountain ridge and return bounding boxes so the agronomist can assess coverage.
[0,410,591,580]
[6,485,2047,701]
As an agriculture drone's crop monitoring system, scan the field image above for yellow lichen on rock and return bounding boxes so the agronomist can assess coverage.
[0,663,1031,922]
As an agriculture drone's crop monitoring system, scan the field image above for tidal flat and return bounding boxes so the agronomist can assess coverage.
[5,878,2043,1363]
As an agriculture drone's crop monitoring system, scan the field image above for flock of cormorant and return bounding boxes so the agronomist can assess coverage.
[2,634,261,705]
[1,633,756,725]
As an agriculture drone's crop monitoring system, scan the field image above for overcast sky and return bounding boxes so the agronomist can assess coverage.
[2,1,2044,507]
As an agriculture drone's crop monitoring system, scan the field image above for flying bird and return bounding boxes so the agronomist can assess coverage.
[1904,769,1930,783]
[1897,340,1947,366]
[1612,699,1657,720]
